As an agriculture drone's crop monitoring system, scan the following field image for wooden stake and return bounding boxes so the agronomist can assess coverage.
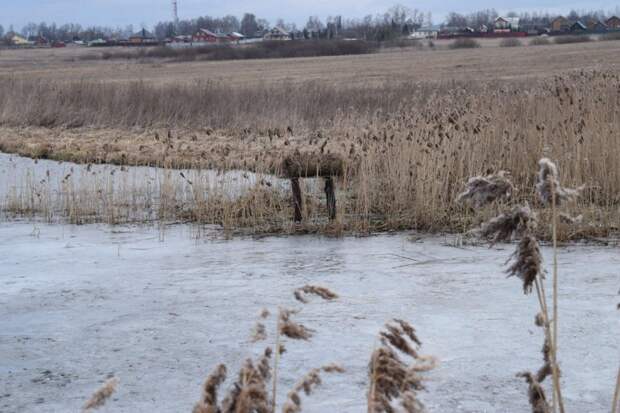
[291,178,302,222]
[324,176,337,221]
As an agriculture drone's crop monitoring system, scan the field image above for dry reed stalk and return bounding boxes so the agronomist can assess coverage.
[293,285,339,303]
[281,364,345,413]
[612,367,620,413]
[82,377,118,412]
[536,158,582,413]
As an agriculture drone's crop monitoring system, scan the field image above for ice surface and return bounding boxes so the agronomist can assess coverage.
[0,222,618,412]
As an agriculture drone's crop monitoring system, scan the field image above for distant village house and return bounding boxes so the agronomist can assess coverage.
[192,28,229,43]
[263,27,290,41]
[606,16,620,29]
[550,16,571,33]
[494,17,520,32]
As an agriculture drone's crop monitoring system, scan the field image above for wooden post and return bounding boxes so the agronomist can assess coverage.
[324,176,336,221]
[291,178,303,222]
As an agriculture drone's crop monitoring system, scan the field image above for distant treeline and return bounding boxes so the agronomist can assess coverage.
[2,5,620,43]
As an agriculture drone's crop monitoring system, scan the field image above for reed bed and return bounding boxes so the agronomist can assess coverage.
[1,70,619,238]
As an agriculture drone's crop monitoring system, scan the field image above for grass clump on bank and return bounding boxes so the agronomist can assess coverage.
[89,40,381,62]
[449,38,481,49]
[499,38,523,47]
[529,37,551,46]
[554,35,592,44]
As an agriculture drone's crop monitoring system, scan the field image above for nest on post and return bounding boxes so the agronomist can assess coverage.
[281,152,345,179]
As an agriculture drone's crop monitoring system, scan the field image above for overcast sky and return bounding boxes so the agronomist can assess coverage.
[2,0,618,30]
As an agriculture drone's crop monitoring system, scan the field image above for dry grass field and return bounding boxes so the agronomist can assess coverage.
[1,39,620,236]
[0,37,619,85]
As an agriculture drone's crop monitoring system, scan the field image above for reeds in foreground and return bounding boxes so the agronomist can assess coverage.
[293,285,339,303]
[83,377,118,412]
[220,349,272,413]
[281,364,345,413]
[192,365,227,413]
[368,319,436,413]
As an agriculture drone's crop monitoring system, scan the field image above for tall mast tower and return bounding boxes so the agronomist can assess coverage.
[172,0,179,30]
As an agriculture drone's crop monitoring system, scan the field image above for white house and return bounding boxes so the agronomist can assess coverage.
[494,17,520,32]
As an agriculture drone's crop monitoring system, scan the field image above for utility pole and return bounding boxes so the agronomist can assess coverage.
[172,0,179,32]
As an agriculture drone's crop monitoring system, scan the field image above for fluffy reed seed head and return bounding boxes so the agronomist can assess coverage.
[279,309,313,340]
[380,320,421,358]
[369,320,435,413]
[281,364,345,413]
[293,285,339,303]
[506,234,543,294]
[193,364,227,413]
[251,322,267,342]
[82,377,119,412]
[536,158,583,206]
[517,372,551,413]
[477,204,536,244]
[251,308,271,342]
[456,170,515,208]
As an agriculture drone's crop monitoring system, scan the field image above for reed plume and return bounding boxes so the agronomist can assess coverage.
[518,372,551,413]
[82,377,118,412]
[476,204,536,244]
[293,285,339,303]
[221,350,272,413]
[251,308,271,342]
[456,170,515,208]
[506,234,543,294]
[279,309,313,340]
[368,320,435,413]
[281,364,345,413]
[272,307,316,413]
[536,158,583,206]
[193,365,227,413]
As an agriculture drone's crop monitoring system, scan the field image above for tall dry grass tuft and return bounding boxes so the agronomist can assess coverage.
[82,377,119,412]
[281,364,345,413]
[368,319,435,413]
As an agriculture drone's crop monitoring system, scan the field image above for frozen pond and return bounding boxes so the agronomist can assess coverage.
[0,222,618,412]
[0,152,297,223]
